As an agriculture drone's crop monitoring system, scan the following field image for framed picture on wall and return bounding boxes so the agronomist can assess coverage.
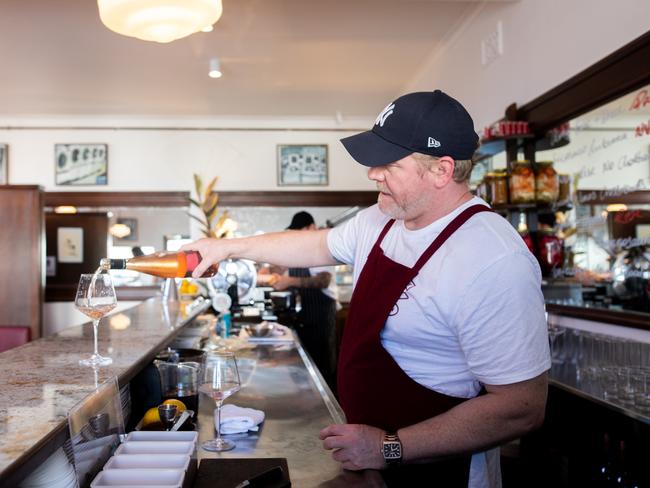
[0,144,7,185]
[55,143,108,186]
[277,144,328,186]
[57,227,84,263]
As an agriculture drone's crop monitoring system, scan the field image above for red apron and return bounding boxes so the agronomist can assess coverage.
[337,204,491,486]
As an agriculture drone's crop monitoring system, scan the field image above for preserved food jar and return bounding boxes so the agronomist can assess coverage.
[509,161,535,203]
[535,161,559,204]
[490,171,509,205]
[558,173,571,203]
[482,173,494,204]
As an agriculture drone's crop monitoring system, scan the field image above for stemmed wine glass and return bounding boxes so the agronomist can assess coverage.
[199,351,241,452]
[75,273,117,367]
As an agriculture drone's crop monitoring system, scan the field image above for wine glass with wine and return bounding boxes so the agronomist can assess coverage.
[199,351,241,452]
[75,273,117,367]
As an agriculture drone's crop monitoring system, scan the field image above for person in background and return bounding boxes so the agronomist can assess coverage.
[131,246,145,257]
[269,211,339,389]
[183,90,550,487]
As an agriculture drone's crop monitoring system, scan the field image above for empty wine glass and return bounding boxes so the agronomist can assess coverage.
[199,351,241,452]
[75,273,117,367]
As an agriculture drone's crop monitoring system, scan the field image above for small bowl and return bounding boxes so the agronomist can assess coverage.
[242,322,276,338]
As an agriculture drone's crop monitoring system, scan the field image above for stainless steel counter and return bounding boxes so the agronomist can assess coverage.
[0,297,211,487]
[194,337,386,487]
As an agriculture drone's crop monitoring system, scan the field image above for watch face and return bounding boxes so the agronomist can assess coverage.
[383,442,402,459]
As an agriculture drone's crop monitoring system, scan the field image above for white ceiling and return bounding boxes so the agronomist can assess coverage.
[0,0,508,118]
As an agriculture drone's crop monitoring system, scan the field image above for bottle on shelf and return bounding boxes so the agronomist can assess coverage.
[101,251,218,278]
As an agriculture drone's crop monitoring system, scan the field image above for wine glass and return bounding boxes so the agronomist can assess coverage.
[75,273,117,367]
[199,351,241,452]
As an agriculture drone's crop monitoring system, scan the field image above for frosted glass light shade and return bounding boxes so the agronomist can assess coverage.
[97,0,223,43]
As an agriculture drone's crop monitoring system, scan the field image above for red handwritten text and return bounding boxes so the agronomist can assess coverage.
[629,89,650,110]
[635,120,650,137]
[614,210,642,224]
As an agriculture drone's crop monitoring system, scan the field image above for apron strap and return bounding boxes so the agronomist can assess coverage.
[413,204,491,271]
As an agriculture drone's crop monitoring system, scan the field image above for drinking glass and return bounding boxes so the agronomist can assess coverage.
[158,404,178,431]
[75,273,117,367]
[199,351,241,452]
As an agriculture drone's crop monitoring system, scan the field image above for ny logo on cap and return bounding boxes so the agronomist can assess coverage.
[375,103,395,127]
[428,137,441,148]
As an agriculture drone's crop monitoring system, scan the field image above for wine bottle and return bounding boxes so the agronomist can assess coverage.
[101,251,218,278]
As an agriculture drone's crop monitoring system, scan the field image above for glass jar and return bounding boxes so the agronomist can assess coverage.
[482,173,495,204]
[509,161,535,203]
[558,173,571,203]
[535,161,559,204]
[490,172,509,205]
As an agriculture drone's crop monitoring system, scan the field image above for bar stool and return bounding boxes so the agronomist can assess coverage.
[0,326,31,353]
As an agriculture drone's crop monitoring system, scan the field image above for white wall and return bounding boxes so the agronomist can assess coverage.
[0,117,375,192]
[406,0,650,130]
[43,301,140,337]
[2,1,648,192]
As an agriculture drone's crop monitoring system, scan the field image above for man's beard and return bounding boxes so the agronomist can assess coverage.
[377,192,407,220]
[377,185,431,221]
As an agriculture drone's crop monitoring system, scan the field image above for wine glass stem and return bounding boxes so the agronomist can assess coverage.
[216,400,224,442]
[92,319,100,357]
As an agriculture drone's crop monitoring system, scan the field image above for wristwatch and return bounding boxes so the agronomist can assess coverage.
[382,431,403,465]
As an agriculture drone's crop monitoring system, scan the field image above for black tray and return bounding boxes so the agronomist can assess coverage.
[192,458,291,488]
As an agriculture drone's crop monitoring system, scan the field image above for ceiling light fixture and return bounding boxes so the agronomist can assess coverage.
[97,0,223,44]
[109,223,132,239]
[208,58,222,78]
[201,25,214,32]
[54,206,77,214]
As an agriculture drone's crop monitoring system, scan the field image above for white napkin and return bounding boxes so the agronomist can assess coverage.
[215,404,265,434]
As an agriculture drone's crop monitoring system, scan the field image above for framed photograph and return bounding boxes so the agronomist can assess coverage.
[116,218,138,241]
[0,144,7,185]
[277,144,328,186]
[57,227,84,263]
[55,143,108,186]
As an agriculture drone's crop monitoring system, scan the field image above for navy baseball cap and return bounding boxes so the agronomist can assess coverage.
[341,90,479,167]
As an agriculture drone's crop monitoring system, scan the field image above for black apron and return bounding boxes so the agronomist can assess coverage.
[289,267,337,387]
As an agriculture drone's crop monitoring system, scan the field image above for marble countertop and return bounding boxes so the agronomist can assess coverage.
[0,298,211,486]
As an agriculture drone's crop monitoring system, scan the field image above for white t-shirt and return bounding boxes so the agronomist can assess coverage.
[327,197,551,488]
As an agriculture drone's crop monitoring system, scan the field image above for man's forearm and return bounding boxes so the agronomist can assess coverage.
[225,229,337,268]
[398,373,547,462]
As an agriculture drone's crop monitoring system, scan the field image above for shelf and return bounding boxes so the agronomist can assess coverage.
[491,201,573,214]
[475,132,570,161]
[475,134,534,161]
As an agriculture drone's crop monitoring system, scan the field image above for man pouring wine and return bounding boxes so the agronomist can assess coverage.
[182,90,550,488]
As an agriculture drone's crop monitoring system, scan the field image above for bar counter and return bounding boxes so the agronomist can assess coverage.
[194,340,353,486]
[0,298,387,488]
[0,298,211,487]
